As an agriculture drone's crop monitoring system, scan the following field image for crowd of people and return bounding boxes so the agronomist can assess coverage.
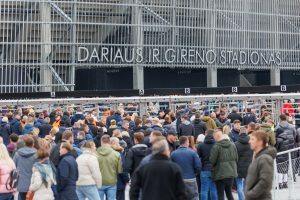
[0,101,299,200]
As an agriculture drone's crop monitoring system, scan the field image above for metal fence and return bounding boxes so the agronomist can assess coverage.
[1,0,300,92]
[273,147,300,200]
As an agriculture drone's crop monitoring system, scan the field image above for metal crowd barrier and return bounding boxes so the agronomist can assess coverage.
[273,147,300,200]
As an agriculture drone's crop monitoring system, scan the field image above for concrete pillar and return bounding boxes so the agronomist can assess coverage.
[39,2,52,92]
[205,0,217,87]
[132,0,144,90]
[270,68,281,86]
[207,67,218,87]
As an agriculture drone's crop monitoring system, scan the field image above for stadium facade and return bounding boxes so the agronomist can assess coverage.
[0,0,300,93]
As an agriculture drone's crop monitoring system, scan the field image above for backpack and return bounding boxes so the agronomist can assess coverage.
[6,169,19,191]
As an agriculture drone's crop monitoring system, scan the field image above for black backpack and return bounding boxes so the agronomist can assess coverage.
[6,169,19,191]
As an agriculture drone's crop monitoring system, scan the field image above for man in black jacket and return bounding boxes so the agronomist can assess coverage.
[130,139,187,200]
[178,114,194,137]
[228,107,243,124]
[126,132,148,176]
[192,113,206,139]
[234,127,253,200]
[197,129,217,200]
[38,117,53,138]
[243,108,257,125]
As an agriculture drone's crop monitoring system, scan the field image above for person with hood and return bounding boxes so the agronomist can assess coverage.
[13,136,37,200]
[71,108,85,125]
[130,139,187,200]
[171,136,201,200]
[29,139,56,200]
[0,143,16,200]
[110,137,129,200]
[243,108,257,126]
[228,107,243,123]
[57,142,79,200]
[201,110,217,130]
[229,120,241,142]
[210,130,238,200]
[178,114,194,137]
[0,117,11,145]
[126,132,148,177]
[38,117,53,138]
[22,117,35,135]
[259,123,276,146]
[96,135,122,200]
[10,114,23,135]
[76,141,102,200]
[215,112,230,128]
[234,127,253,200]
[197,130,218,200]
[245,131,277,200]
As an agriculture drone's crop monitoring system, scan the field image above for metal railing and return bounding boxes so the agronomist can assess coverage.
[273,147,300,200]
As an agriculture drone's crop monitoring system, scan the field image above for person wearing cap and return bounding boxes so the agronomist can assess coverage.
[166,130,179,153]
[201,110,217,130]
[230,120,241,142]
[215,112,230,128]
[178,114,194,137]
[0,117,11,145]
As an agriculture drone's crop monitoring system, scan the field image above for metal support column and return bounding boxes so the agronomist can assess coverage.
[132,0,144,90]
[39,2,52,92]
[270,68,281,86]
[70,0,77,91]
[206,0,217,87]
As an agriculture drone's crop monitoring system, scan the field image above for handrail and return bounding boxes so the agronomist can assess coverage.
[276,147,300,156]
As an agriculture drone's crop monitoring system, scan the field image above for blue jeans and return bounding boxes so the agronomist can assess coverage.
[0,193,13,200]
[99,185,117,200]
[77,185,100,200]
[236,178,245,200]
[201,171,218,200]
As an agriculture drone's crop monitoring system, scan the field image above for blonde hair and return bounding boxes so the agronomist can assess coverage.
[49,127,59,137]
[121,131,130,137]
[0,144,14,168]
[223,125,231,135]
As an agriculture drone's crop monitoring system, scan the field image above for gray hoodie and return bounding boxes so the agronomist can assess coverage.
[13,147,36,192]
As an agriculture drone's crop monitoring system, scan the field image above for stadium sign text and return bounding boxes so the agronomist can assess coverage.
[78,47,282,66]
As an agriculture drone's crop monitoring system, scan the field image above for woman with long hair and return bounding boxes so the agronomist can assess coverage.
[0,143,16,200]
[245,130,277,200]
[28,139,56,200]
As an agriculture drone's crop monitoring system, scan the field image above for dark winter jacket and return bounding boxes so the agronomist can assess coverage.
[152,125,165,135]
[57,152,79,200]
[197,134,215,171]
[61,115,72,127]
[0,122,11,145]
[117,152,130,190]
[50,140,78,168]
[129,154,187,200]
[171,146,201,179]
[229,129,240,142]
[210,139,238,181]
[126,144,148,176]
[192,119,206,138]
[275,122,296,163]
[13,147,36,192]
[243,113,257,125]
[228,112,243,123]
[10,118,22,135]
[245,147,277,200]
[106,113,122,128]
[71,112,85,125]
[178,121,194,137]
[88,124,99,137]
[235,133,253,178]
[38,123,53,138]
